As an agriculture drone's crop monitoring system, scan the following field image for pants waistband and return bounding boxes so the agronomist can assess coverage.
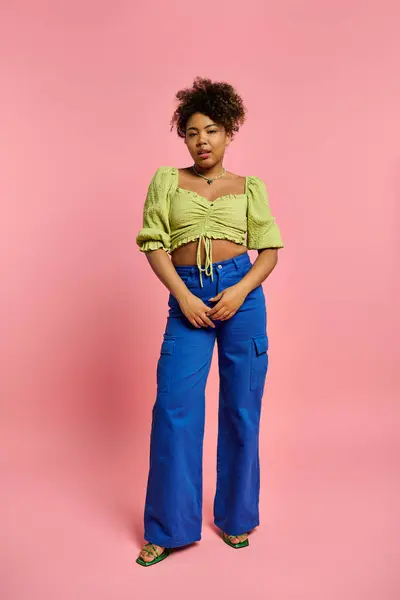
[174,251,251,276]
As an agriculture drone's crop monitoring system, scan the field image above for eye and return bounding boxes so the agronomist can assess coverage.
[208,130,217,134]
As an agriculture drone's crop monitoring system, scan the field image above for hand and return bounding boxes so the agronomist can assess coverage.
[207,284,248,321]
[178,292,216,329]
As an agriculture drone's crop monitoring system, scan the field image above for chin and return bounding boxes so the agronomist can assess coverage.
[194,157,213,165]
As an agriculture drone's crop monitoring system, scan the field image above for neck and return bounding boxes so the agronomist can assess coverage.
[193,162,224,178]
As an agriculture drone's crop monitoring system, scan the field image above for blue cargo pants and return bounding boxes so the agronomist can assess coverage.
[143,251,269,548]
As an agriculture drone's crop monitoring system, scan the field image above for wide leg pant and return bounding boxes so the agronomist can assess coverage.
[143,251,269,548]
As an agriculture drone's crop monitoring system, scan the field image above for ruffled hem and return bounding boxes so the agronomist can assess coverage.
[247,242,284,250]
[138,241,170,253]
[171,233,246,252]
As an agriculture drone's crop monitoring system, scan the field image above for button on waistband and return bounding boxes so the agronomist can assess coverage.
[217,264,222,269]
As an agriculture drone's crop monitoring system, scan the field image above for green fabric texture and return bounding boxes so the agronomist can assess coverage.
[136,166,284,286]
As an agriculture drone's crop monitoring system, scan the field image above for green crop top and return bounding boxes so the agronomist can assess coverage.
[136,166,284,287]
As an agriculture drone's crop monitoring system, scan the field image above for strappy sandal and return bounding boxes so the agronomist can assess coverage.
[136,543,172,567]
[222,531,249,549]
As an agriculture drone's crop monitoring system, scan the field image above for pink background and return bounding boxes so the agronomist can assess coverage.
[1,1,399,598]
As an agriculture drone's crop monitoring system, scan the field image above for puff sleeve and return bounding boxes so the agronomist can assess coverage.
[136,167,172,253]
[246,175,284,250]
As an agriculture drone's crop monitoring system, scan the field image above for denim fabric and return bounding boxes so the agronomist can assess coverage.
[143,251,269,548]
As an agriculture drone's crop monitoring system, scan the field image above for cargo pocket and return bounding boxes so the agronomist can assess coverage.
[250,333,269,391]
[156,335,176,393]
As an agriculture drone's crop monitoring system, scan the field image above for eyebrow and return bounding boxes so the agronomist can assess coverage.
[186,124,218,131]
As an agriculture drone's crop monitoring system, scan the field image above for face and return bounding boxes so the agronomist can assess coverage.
[184,112,231,167]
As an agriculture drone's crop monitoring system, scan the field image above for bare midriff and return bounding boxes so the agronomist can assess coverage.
[171,238,248,267]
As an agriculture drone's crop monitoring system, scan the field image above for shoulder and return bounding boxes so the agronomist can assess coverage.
[148,166,178,189]
[246,174,265,186]
[150,165,176,179]
[246,174,267,195]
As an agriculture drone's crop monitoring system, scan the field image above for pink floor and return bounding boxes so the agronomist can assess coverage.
[1,388,398,600]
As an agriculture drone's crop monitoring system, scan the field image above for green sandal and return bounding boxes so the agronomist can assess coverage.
[222,532,249,549]
[136,543,172,567]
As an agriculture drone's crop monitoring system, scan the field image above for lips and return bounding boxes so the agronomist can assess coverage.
[198,150,211,156]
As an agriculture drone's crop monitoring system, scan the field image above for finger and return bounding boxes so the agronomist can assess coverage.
[207,302,223,316]
[208,292,223,302]
[202,306,217,319]
[190,318,201,328]
[219,309,232,320]
[220,311,234,321]
[197,306,215,328]
[201,313,215,328]
[211,306,230,320]
[197,304,210,321]
[194,315,207,328]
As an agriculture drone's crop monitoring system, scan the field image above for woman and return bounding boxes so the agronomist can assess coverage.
[135,77,284,566]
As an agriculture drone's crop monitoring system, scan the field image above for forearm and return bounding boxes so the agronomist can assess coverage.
[144,249,191,302]
[236,248,279,295]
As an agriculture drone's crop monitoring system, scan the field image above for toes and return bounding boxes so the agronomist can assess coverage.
[139,544,165,562]
[225,533,248,544]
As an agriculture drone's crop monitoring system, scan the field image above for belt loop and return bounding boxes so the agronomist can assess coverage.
[232,256,240,270]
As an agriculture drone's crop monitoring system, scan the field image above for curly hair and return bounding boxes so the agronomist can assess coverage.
[170,76,247,140]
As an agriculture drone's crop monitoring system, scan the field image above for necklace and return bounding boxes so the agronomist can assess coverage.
[192,163,226,185]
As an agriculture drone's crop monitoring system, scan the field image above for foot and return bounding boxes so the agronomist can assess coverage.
[138,541,165,563]
[223,531,249,544]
